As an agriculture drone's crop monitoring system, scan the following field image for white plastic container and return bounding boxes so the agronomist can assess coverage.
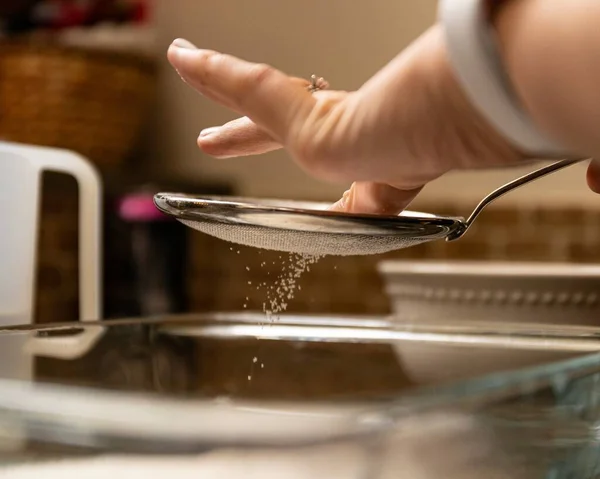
[0,141,103,379]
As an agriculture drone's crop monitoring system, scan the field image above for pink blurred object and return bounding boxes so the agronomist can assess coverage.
[118,193,169,222]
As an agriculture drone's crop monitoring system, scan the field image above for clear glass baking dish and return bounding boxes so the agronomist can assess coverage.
[0,312,599,478]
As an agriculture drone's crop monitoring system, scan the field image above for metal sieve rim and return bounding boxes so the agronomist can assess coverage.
[153,193,465,238]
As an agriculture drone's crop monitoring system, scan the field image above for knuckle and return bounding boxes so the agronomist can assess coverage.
[193,50,219,84]
[293,138,319,170]
[232,63,276,106]
[246,63,276,87]
[292,102,348,180]
[293,133,338,178]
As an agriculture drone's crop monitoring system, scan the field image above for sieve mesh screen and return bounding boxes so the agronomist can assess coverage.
[179,219,445,256]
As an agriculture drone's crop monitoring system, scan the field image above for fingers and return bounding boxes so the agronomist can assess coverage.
[329,182,423,215]
[169,40,241,112]
[198,89,349,163]
[198,117,282,158]
[167,39,314,141]
[586,160,600,194]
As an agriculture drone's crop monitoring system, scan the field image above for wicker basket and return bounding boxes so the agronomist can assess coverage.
[0,41,156,169]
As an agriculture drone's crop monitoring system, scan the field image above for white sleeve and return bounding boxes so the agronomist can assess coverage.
[439,0,573,158]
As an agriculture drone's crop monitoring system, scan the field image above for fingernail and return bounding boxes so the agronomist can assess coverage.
[342,187,355,210]
[200,127,220,138]
[328,188,352,212]
[327,200,346,212]
[172,38,197,49]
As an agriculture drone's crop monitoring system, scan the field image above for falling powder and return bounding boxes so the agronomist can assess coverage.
[261,253,321,323]
[246,252,321,382]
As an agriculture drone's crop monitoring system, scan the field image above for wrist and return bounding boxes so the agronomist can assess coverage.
[415,26,522,172]
[439,0,573,158]
[491,0,592,157]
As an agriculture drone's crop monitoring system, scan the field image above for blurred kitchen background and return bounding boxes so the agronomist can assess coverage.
[1,0,599,324]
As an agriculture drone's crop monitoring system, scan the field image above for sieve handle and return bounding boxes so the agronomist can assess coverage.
[447,158,591,241]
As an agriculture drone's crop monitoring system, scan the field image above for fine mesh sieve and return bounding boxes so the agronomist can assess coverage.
[154,159,587,257]
[178,218,447,256]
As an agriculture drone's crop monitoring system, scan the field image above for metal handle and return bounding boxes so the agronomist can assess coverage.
[447,158,590,241]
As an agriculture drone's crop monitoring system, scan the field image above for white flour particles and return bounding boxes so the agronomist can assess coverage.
[244,252,322,382]
[261,253,322,322]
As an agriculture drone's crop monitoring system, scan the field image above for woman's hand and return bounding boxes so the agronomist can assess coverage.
[167,26,524,214]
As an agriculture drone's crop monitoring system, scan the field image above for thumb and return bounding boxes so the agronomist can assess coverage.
[329,182,423,215]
